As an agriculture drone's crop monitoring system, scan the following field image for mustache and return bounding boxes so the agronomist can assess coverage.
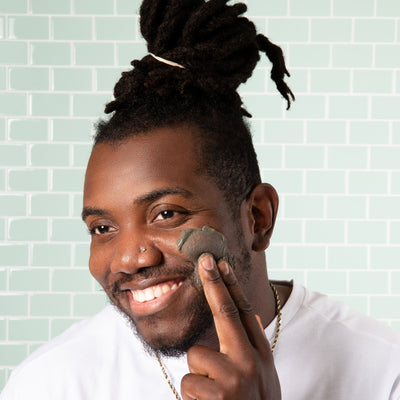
[110,263,196,297]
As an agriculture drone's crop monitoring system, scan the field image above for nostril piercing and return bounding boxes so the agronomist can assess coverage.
[140,247,147,252]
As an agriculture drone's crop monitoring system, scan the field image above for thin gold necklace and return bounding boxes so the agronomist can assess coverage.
[155,282,282,400]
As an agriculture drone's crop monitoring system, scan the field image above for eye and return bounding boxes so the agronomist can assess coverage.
[155,210,176,221]
[89,225,112,235]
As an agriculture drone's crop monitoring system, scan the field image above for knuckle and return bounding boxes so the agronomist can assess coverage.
[218,302,239,319]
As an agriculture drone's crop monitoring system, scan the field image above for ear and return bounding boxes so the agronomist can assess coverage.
[246,183,279,252]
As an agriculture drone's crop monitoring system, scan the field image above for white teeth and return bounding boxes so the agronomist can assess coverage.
[131,280,182,303]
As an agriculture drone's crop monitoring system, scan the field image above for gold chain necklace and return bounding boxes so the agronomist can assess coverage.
[155,282,282,400]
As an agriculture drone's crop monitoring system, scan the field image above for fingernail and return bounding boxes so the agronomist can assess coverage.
[220,260,230,276]
[199,254,215,271]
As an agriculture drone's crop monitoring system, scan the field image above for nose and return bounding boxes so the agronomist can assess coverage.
[109,230,163,275]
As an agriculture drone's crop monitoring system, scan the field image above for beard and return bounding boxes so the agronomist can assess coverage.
[106,231,252,358]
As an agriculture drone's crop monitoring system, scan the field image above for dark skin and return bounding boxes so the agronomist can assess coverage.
[82,125,291,399]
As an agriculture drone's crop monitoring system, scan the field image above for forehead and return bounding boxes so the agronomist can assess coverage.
[83,126,213,203]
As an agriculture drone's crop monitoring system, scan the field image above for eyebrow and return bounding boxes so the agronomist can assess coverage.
[81,186,193,221]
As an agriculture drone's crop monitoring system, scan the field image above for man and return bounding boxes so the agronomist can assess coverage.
[2,0,400,398]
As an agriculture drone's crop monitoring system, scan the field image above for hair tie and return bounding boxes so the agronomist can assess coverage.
[149,53,185,69]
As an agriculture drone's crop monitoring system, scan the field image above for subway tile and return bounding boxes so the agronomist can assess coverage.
[371,96,400,120]
[285,95,326,119]
[8,218,48,242]
[286,68,308,93]
[72,293,107,316]
[272,220,303,243]
[371,246,400,268]
[254,144,282,168]
[376,0,400,17]
[348,221,387,244]
[310,69,350,93]
[290,44,330,68]
[31,0,70,14]
[116,0,141,14]
[74,43,114,66]
[31,94,70,116]
[263,121,303,143]
[329,96,368,119]
[0,42,27,64]
[0,145,26,166]
[72,94,112,117]
[0,0,27,13]
[32,243,71,267]
[52,269,93,292]
[327,196,367,219]
[73,0,114,14]
[375,45,400,68]
[9,67,49,91]
[8,16,49,40]
[285,145,324,168]
[30,193,69,216]
[0,318,6,340]
[96,68,125,91]
[31,42,70,65]
[289,0,330,16]
[286,246,326,269]
[52,168,85,191]
[311,19,352,42]
[354,19,395,42]
[241,68,267,94]
[333,0,374,16]
[72,144,92,167]
[0,118,4,141]
[306,171,346,193]
[369,196,400,219]
[95,17,136,40]
[0,170,5,191]
[348,171,388,194]
[72,193,83,217]
[0,294,28,316]
[0,219,4,241]
[52,119,93,142]
[349,121,389,144]
[53,17,92,40]
[8,319,49,341]
[305,220,345,243]
[0,245,29,267]
[0,67,5,91]
[241,93,286,119]
[370,296,400,319]
[0,344,27,366]
[51,318,81,338]
[306,121,346,144]
[284,195,324,218]
[332,44,373,67]
[0,195,26,216]
[349,271,388,294]
[328,246,367,269]
[8,169,48,191]
[371,147,400,169]
[0,93,27,116]
[391,272,400,294]
[268,18,309,42]
[328,146,367,169]
[116,42,148,67]
[247,0,287,15]
[262,170,303,194]
[8,119,48,141]
[53,68,92,91]
[51,218,89,242]
[391,172,400,194]
[307,271,347,294]
[30,294,71,317]
[73,244,90,267]
[9,269,49,291]
[30,143,69,166]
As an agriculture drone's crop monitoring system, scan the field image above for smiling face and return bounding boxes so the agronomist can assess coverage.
[82,125,253,355]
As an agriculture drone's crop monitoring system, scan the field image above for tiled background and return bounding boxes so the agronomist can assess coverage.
[1,0,400,391]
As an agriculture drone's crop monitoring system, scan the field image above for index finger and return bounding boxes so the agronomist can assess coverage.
[198,254,269,356]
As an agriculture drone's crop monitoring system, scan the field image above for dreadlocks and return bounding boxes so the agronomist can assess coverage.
[95,0,294,211]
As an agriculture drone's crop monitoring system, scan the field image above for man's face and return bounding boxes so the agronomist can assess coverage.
[82,125,251,355]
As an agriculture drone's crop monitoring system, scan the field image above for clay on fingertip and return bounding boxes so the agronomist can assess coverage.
[177,226,236,286]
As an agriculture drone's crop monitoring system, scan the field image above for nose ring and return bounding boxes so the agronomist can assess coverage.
[140,247,147,252]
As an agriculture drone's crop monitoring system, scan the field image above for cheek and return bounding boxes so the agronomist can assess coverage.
[88,243,109,284]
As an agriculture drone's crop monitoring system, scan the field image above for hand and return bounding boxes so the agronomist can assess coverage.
[181,254,281,400]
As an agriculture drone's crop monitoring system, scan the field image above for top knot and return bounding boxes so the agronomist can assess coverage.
[105,0,294,116]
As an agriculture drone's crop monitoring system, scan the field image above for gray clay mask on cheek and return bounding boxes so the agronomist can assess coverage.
[177,226,236,286]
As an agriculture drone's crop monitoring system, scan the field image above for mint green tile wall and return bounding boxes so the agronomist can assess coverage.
[1,0,399,391]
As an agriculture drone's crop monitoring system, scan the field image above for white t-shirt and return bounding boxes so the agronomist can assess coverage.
[2,282,400,399]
